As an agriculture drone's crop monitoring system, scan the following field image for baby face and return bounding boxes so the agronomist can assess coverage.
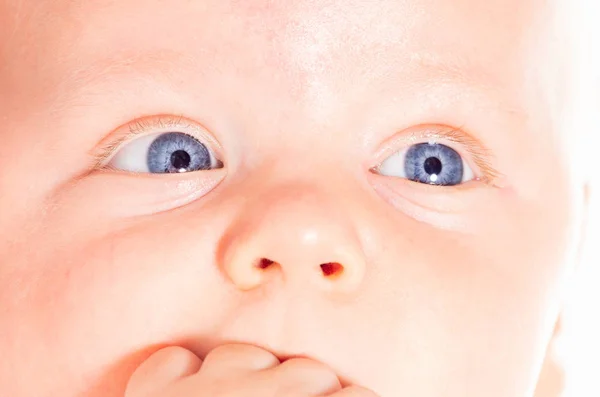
[0,0,586,396]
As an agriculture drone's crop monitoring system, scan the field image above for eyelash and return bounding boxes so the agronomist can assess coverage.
[93,115,215,168]
[94,117,501,185]
[372,126,502,185]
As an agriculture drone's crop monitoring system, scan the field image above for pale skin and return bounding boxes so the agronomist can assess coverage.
[0,0,587,396]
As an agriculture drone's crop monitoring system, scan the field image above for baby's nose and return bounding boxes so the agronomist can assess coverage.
[218,184,367,295]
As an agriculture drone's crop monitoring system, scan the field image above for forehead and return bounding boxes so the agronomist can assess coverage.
[1,0,554,94]
[1,0,568,159]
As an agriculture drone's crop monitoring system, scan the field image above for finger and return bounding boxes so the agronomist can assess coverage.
[269,358,342,396]
[125,346,202,397]
[200,344,280,377]
[328,385,381,397]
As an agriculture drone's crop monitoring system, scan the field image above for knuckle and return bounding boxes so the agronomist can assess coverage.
[203,343,278,367]
[205,344,253,359]
[274,358,341,395]
[283,357,332,373]
[344,385,380,397]
[154,345,196,363]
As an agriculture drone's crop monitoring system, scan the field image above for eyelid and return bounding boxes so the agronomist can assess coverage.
[91,115,224,168]
[370,125,503,185]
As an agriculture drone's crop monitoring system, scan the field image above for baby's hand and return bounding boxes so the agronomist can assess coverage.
[125,344,378,397]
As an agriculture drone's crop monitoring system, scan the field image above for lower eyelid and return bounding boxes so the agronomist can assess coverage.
[368,172,486,212]
[369,176,474,232]
[74,168,228,217]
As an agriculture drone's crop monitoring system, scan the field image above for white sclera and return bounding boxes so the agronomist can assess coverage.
[108,134,158,173]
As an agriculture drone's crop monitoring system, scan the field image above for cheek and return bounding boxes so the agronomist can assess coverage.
[0,210,229,397]
[0,171,578,397]
[364,181,575,395]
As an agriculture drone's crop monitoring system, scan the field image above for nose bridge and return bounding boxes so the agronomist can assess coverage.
[219,181,367,293]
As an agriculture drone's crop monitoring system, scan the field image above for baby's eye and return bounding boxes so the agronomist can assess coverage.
[107,132,223,173]
[376,142,474,186]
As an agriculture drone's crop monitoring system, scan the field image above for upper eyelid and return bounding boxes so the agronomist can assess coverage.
[92,115,223,168]
[372,125,504,184]
[93,118,502,184]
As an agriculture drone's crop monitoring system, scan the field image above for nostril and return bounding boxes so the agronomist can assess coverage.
[320,262,344,278]
[253,259,344,278]
[256,258,276,269]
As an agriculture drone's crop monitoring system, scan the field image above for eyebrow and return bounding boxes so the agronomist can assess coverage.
[50,46,530,127]
[51,48,196,111]
[405,50,529,118]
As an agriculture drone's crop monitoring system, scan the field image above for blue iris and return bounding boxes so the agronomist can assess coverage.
[404,143,463,185]
[147,132,212,173]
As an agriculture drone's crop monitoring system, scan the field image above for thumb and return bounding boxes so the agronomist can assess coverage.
[125,346,203,397]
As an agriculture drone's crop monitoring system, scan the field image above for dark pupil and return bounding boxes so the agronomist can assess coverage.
[170,150,191,170]
[423,156,442,175]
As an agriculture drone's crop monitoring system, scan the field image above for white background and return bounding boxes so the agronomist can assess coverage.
[559,1,599,396]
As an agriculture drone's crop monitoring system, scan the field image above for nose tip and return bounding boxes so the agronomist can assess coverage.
[219,186,367,294]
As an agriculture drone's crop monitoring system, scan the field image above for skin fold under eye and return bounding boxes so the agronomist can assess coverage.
[375,142,475,186]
